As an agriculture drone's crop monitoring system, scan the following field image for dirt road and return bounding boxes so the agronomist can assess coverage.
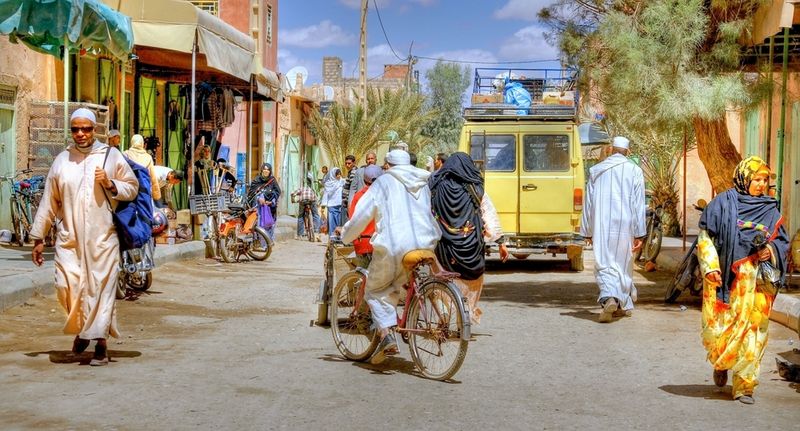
[0,240,797,430]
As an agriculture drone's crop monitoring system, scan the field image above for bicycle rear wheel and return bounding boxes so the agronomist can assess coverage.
[305,210,315,242]
[641,227,663,262]
[246,227,272,261]
[407,280,469,380]
[330,271,378,361]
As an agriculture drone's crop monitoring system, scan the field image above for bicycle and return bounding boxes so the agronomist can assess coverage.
[301,200,316,242]
[635,204,664,263]
[315,235,357,326]
[1,169,52,246]
[330,245,471,381]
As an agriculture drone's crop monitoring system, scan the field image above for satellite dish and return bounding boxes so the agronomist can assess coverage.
[323,86,335,101]
[285,66,309,91]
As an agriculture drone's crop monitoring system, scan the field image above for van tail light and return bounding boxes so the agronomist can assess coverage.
[573,188,583,211]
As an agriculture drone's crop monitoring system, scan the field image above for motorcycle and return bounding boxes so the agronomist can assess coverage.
[115,209,167,299]
[217,203,272,263]
[635,204,664,263]
[664,199,707,303]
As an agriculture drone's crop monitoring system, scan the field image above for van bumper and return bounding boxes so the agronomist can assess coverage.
[487,233,585,255]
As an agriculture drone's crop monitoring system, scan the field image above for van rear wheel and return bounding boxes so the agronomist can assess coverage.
[568,252,584,272]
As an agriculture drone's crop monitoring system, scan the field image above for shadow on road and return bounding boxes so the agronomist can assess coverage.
[24,349,142,365]
[318,353,463,384]
[658,384,731,400]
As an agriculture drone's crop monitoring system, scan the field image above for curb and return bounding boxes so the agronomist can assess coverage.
[656,245,800,335]
[0,241,206,312]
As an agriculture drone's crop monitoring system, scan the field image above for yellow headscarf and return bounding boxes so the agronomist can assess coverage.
[733,156,771,194]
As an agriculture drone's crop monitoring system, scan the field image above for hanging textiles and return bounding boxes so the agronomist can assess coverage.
[0,0,133,61]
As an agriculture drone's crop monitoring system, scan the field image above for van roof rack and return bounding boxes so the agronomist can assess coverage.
[463,104,576,121]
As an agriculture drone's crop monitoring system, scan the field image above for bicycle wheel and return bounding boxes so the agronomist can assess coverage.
[305,210,315,242]
[665,245,696,303]
[407,280,469,380]
[641,227,663,262]
[316,244,336,326]
[219,231,238,263]
[330,271,378,361]
[10,200,23,247]
[634,219,652,262]
[246,227,272,261]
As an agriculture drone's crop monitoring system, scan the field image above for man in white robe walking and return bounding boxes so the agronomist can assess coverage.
[31,108,138,365]
[580,136,646,323]
[339,149,441,364]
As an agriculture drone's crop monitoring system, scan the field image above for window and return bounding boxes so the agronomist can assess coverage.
[522,135,570,172]
[189,1,218,15]
[470,134,516,172]
[265,4,273,46]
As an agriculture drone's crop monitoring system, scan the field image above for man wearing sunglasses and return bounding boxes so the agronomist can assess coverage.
[29,108,139,366]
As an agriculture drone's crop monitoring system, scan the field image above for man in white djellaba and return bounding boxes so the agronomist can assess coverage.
[339,149,442,364]
[580,136,646,323]
[30,108,139,365]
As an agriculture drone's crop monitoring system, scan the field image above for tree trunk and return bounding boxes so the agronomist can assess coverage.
[692,116,742,193]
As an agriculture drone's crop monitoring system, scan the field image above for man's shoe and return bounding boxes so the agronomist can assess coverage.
[713,369,728,387]
[598,298,618,323]
[612,308,632,318]
[89,341,109,366]
[737,394,755,404]
[370,333,399,365]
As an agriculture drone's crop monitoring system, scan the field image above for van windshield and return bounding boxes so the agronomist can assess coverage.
[522,135,570,172]
[470,134,516,171]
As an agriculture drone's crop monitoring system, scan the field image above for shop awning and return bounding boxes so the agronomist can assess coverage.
[102,0,255,81]
[0,0,133,60]
[751,0,800,45]
[255,67,284,103]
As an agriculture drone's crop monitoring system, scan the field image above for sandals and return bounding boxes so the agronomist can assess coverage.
[89,340,109,366]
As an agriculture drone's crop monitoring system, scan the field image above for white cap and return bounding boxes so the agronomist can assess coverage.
[612,136,630,150]
[385,149,410,165]
[70,108,96,124]
[108,129,120,137]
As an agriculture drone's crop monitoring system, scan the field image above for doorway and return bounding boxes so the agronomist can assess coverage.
[0,106,16,230]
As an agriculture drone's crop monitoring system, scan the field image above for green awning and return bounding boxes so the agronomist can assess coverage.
[0,0,133,60]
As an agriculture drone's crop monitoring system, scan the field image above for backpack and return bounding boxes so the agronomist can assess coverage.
[102,147,154,251]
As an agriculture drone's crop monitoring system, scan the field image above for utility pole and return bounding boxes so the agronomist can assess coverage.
[359,0,368,113]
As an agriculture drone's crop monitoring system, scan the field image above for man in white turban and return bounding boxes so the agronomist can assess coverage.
[339,149,441,364]
[580,136,646,323]
[30,108,139,365]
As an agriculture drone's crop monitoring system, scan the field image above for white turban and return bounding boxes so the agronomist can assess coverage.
[108,129,120,137]
[70,108,96,124]
[612,136,630,150]
[385,149,410,166]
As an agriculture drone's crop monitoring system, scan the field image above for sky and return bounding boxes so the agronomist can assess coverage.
[278,0,561,90]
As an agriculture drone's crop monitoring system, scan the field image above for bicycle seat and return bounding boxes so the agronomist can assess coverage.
[227,203,246,212]
[402,249,436,270]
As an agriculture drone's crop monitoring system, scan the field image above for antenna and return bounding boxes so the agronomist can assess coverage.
[285,66,309,91]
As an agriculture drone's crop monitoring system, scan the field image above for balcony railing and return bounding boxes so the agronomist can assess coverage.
[188,1,219,15]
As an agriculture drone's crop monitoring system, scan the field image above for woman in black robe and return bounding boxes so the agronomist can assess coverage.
[248,163,281,241]
[429,152,508,324]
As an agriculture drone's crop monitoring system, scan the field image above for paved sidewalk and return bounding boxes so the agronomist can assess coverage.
[0,215,300,312]
[655,236,800,334]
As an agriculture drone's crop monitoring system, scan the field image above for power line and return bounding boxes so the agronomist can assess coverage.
[414,56,561,65]
[372,0,407,62]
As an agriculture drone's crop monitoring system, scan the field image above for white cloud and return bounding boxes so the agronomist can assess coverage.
[339,0,390,8]
[493,0,553,21]
[278,20,356,48]
[497,25,560,61]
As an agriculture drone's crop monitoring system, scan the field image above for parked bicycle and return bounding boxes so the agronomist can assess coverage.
[664,199,707,303]
[0,169,55,247]
[329,241,471,381]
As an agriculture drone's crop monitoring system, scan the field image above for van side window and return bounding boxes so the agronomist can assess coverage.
[522,135,570,172]
[470,134,516,172]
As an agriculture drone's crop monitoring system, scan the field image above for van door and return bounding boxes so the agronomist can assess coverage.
[518,133,575,233]
[469,130,519,234]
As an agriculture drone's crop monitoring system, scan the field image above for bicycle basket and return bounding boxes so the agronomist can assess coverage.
[189,193,230,215]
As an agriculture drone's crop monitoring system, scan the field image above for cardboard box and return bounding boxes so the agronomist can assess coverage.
[471,93,503,105]
[168,219,178,230]
[177,209,192,225]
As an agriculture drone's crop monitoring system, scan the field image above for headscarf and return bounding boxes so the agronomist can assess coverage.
[325,167,342,190]
[429,152,486,280]
[733,156,771,194]
[699,157,789,303]
[363,164,383,183]
[124,134,153,168]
